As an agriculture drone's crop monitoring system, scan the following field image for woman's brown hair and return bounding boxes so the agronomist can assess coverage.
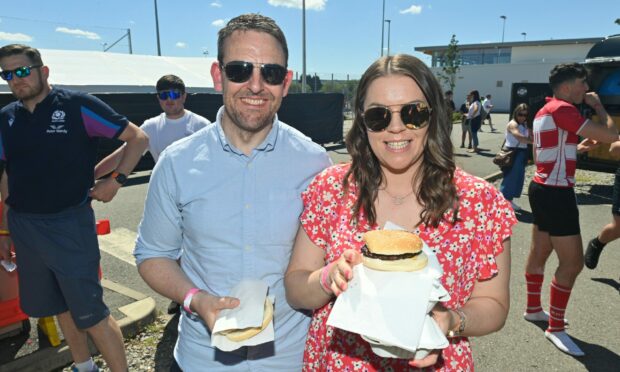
[343,54,458,228]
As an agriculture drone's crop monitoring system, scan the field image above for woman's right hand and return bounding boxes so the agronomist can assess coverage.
[325,249,363,296]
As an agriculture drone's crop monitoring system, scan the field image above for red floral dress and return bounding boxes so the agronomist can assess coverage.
[300,163,516,372]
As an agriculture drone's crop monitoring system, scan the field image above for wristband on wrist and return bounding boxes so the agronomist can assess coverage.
[319,262,335,295]
[183,288,201,318]
[448,308,467,338]
[0,229,9,236]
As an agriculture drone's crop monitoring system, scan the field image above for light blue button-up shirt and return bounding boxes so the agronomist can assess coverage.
[134,107,332,371]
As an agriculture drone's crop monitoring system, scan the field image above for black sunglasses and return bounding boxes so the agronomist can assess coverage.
[0,65,42,81]
[516,112,528,117]
[221,61,288,85]
[362,102,432,132]
[157,89,183,100]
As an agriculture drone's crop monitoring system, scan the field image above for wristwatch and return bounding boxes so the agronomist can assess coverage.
[111,171,128,185]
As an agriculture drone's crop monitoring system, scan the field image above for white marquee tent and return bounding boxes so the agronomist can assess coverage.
[0,49,217,94]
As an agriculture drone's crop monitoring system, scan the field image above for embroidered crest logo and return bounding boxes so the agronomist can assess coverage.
[51,110,66,123]
[8,117,14,127]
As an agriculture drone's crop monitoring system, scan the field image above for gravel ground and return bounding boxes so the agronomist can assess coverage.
[59,166,616,372]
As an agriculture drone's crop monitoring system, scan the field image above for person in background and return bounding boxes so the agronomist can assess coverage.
[584,142,620,269]
[481,94,495,132]
[0,44,148,372]
[94,74,210,315]
[466,90,483,153]
[285,54,514,371]
[444,90,455,121]
[499,103,533,211]
[459,95,472,149]
[524,62,618,357]
[133,14,331,371]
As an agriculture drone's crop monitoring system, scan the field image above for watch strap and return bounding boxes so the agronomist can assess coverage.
[111,171,128,185]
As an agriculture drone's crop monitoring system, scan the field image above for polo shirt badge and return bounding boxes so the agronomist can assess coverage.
[47,110,68,134]
[8,117,14,127]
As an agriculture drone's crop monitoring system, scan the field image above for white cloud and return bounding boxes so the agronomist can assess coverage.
[212,19,226,27]
[400,5,423,14]
[268,0,326,11]
[55,27,101,40]
[176,42,187,48]
[0,31,33,42]
[211,2,222,7]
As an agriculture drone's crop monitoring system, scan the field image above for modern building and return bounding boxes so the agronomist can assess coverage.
[415,37,604,112]
[0,49,217,94]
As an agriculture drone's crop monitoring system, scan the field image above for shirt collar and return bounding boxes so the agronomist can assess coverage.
[214,106,279,155]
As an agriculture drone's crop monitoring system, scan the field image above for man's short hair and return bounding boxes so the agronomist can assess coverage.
[156,75,185,92]
[0,44,44,66]
[217,13,288,66]
[549,63,587,91]
[486,94,491,99]
[445,90,453,96]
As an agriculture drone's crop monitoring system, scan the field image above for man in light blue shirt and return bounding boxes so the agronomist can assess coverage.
[134,14,331,371]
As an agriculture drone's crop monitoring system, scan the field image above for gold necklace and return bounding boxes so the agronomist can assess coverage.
[381,188,414,205]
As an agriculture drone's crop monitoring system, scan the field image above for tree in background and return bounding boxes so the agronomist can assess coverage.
[298,74,323,92]
[437,34,461,93]
[615,18,620,25]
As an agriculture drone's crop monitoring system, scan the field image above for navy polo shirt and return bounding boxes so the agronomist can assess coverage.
[0,88,128,213]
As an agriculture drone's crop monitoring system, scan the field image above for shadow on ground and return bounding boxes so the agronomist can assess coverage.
[154,314,179,371]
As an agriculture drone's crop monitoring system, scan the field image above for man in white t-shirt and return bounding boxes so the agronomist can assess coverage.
[481,94,495,131]
[142,75,211,162]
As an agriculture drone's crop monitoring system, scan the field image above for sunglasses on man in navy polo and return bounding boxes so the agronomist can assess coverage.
[0,65,43,81]
[221,61,288,85]
[157,89,183,100]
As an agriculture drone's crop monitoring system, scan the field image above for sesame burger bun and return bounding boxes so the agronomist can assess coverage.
[362,230,428,272]
[220,299,273,342]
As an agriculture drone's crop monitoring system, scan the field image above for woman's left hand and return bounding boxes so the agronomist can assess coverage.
[408,303,456,368]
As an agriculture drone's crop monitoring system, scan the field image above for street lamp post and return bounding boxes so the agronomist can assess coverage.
[154,0,162,56]
[500,15,507,43]
[302,0,307,93]
[380,0,386,56]
[521,32,527,41]
[384,19,391,57]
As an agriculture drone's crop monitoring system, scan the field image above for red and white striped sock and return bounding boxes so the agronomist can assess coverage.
[547,278,572,333]
[525,273,544,314]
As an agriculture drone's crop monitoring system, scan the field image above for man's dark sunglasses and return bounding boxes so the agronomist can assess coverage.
[362,102,432,132]
[0,65,43,81]
[157,89,183,100]
[221,61,288,85]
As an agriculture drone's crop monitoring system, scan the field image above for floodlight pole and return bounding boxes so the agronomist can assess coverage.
[302,0,307,93]
[154,0,162,56]
[380,0,386,56]
[385,19,391,56]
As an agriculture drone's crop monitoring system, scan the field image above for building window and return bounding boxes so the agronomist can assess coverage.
[432,47,511,67]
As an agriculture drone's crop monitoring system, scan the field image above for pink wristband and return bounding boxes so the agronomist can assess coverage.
[319,262,335,294]
[183,288,200,314]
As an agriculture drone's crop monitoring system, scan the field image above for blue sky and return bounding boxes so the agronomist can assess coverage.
[0,0,618,79]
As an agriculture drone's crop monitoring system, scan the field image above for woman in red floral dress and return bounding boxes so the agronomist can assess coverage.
[285,54,516,371]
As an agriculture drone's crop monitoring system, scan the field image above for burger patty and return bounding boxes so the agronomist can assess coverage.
[361,245,423,261]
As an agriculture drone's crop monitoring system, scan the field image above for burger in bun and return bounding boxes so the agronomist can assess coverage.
[220,299,273,342]
[361,230,428,272]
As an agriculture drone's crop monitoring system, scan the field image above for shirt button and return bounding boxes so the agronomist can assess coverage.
[245,245,252,251]
[245,204,251,209]
[247,163,252,169]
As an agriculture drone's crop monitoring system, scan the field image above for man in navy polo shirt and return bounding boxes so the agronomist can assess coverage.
[0,44,148,372]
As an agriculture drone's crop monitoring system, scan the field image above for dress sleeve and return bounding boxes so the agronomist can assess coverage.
[300,166,340,251]
[477,185,517,280]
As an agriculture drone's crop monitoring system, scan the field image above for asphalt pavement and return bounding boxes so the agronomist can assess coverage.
[1,114,618,371]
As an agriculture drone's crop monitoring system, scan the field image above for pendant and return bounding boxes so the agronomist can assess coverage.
[392,196,406,205]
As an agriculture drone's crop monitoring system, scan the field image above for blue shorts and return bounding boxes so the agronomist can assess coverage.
[528,181,580,236]
[8,203,110,329]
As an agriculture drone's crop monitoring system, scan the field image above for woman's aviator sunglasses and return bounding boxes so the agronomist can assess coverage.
[221,61,288,85]
[157,89,183,100]
[0,65,42,81]
[362,102,432,132]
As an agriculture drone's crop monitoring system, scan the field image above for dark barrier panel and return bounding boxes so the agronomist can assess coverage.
[0,92,344,170]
